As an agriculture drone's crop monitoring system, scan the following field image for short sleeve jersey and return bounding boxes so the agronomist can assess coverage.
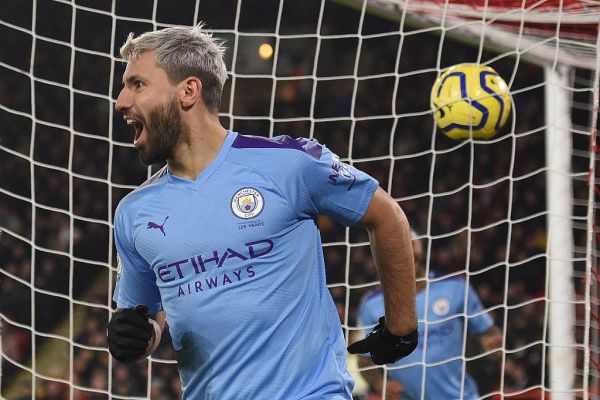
[113,132,379,399]
[357,274,494,400]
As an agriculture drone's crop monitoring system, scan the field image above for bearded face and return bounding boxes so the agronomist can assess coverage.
[137,98,187,165]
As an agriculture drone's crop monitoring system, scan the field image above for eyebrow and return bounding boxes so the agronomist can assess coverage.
[123,74,144,85]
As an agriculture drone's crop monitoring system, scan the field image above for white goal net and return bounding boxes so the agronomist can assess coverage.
[0,0,598,399]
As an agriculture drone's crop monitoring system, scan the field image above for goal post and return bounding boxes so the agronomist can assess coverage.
[545,63,576,399]
[0,0,598,399]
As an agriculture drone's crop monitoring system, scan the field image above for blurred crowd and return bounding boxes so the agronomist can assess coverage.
[0,0,593,399]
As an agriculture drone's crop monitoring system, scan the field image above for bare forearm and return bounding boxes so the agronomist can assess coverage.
[358,188,417,336]
[368,204,417,336]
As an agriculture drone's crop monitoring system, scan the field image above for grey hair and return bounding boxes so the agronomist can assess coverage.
[120,23,228,112]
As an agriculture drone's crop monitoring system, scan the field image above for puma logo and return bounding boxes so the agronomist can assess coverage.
[147,216,169,236]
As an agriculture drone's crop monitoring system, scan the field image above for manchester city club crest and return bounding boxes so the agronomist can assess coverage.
[231,187,264,219]
[432,298,450,316]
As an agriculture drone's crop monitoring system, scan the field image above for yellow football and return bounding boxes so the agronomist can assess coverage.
[430,64,512,139]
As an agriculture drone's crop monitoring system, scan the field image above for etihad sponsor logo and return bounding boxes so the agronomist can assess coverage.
[416,323,455,347]
[177,266,256,297]
[155,239,273,283]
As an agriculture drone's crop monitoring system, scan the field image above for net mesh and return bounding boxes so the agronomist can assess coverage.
[0,0,598,398]
[363,0,599,68]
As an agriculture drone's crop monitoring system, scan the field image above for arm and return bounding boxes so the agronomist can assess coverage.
[347,187,418,364]
[111,203,165,363]
[146,310,166,355]
[357,354,405,398]
[108,306,166,363]
[479,325,503,357]
[464,282,502,358]
[357,187,417,336]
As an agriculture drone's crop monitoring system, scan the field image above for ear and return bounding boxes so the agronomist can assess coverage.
[179,77,202,109]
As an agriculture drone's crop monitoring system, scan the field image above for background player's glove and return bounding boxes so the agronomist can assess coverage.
[347,316,418,365]
[107,305,153,363]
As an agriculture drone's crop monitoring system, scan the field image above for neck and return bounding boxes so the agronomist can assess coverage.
[167,113,228,180]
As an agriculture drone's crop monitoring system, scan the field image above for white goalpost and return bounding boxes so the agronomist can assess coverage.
[0,0,598,399]
[545,64,576,399]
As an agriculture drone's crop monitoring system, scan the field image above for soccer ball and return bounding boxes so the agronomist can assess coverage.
[430,64,512,140]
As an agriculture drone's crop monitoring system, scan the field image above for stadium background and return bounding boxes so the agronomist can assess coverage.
[0,0,593,398]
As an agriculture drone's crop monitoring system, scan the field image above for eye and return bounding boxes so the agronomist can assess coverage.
[134,80,144,89]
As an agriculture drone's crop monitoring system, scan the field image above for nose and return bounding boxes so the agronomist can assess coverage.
[115,88,131,113]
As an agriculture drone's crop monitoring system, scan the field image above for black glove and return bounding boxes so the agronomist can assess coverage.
[107,305,153,363]
[347,316,418,365]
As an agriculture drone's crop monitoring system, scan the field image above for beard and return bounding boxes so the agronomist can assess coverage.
[138,99,187,166]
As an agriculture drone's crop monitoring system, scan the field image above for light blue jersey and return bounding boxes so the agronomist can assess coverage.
[113,131,379,399]
[357,274,494,400]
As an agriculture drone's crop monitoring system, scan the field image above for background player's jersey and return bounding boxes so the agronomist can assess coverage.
[113,131,379,399]
[357,274,494,400]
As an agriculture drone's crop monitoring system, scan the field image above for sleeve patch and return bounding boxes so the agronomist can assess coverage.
[328,154,357,190]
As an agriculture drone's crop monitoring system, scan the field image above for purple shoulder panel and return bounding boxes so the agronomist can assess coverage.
[232,134,323,160]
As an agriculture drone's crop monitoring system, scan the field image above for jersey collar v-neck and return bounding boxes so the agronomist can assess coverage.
[165,130,237,186]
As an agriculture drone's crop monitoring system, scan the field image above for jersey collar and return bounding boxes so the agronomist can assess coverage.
[166,130,237,186]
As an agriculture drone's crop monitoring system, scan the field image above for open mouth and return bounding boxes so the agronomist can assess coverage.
[125,117,145,144]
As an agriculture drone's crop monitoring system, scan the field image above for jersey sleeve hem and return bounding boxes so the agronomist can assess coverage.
[467,313,495,335]
[344,178,379,226]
